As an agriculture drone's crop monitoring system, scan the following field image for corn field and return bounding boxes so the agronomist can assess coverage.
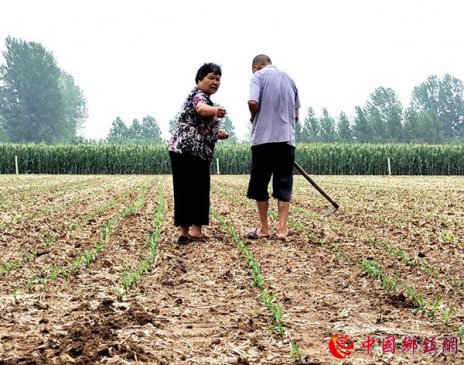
[0,143,463,175]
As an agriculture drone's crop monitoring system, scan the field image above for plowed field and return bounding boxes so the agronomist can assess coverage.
[0,175,463,364]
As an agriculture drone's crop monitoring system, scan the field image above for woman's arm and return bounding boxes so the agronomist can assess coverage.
[196,103,226,118]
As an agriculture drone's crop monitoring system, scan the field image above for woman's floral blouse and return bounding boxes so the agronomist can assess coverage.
[168,87,219,162]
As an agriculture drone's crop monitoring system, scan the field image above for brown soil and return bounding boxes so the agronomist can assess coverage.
[0,175,463,364]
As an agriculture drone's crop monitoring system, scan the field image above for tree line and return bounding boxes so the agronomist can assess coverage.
[1,36,463,145]
[297,76,464,144]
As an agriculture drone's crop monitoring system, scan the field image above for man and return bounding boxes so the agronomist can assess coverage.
[246,54,300,241]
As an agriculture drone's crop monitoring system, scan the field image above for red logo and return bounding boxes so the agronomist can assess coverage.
[329,333,354,359]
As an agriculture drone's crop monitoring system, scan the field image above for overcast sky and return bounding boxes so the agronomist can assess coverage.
[1,0,464,141]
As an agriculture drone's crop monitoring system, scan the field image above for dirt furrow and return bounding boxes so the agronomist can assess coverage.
[215,181,455,364]
[109,186,292,364]
[0,177,157,364]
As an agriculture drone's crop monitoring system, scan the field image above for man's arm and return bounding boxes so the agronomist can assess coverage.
[295,109,299,122]
[248,100,259,122]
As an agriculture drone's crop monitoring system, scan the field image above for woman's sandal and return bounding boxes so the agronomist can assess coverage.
[245,228,270,240]
[188,234,209,242]
[177,235,190,244]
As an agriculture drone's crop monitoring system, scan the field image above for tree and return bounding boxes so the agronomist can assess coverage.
[319,108,336,142]
[365,87,403,142]
[128,119,143,140]
[403,107,420,143]
[0,36,85,143]
[301,107,319,142]
[295,118,303,142]
[417,110,443,144]
[168,112,180,137]
[353,106,371,143]
[411,74,464,139]
[0,124,7,142]
[220,115,238,143]
[141,115,163,143]
[107,117,129,143]
[59,71,88,141]
[337,111,352,142]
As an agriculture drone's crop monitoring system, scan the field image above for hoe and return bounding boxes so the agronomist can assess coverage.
[294,161,339,217]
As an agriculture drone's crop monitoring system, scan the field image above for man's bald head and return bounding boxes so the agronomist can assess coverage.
[252,54,272,73]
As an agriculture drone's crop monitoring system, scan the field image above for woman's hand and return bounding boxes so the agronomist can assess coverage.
[218,129,229,140]
[216,107,227,118]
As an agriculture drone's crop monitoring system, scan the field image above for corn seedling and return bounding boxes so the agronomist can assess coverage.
[95,241,104,254]
[288,217,304,233]
[290,341,302,363]
[441,232,456,244]
[41,232,57,248]
[22,251,32,264]
[427,294,441,318]
[413,293,428,315]
[26,280,35,293]
[443,307,455,327]
[116,290,125,302]
[423,262,439,278]
[83,251,94,267]
[12,288,19,304]
[382,274,399,292]
[359,259,383,279]
[457,327,464,340]
[403,284,416,305]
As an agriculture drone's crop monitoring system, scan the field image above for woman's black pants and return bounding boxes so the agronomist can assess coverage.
[169,151,211,227]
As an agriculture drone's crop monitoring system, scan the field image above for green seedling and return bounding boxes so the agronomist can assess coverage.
[12,288,19,303]
[443,307,455,327]
[413,293,428,315]
[290,341,302,363]
[95,241,104,254]
[42,232,57,248]
[139,260,150,274]
[383,274,399,292]
[121,272,135,291]
[423,262,439,278]
[441,233,455,244]
[83,251,94,267]
[359,259,383,279]
[403,284,416,304]
[116,290,125,302]
[427,293,441,318]
[22,251,32,264]
[26,280,35,293]
[458,327,464,340]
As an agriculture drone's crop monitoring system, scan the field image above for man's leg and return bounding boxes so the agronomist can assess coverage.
[272,143,295,240]
[277,200,290,239]
[256,200,270,236]
[247,144,272,237]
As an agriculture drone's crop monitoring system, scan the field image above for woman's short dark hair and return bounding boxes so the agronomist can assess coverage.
[195,63,222,83]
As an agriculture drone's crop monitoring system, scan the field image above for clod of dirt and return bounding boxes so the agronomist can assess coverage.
[236,356,250,365]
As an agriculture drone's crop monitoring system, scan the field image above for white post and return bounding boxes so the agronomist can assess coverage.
[216,158,220,175]
[15,155,19,175]
[387,157,392,176]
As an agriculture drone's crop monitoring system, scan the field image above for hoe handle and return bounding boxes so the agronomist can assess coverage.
[294,161,339,209]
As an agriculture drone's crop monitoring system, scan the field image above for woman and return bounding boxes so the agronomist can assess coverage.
[168,63,228,244]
